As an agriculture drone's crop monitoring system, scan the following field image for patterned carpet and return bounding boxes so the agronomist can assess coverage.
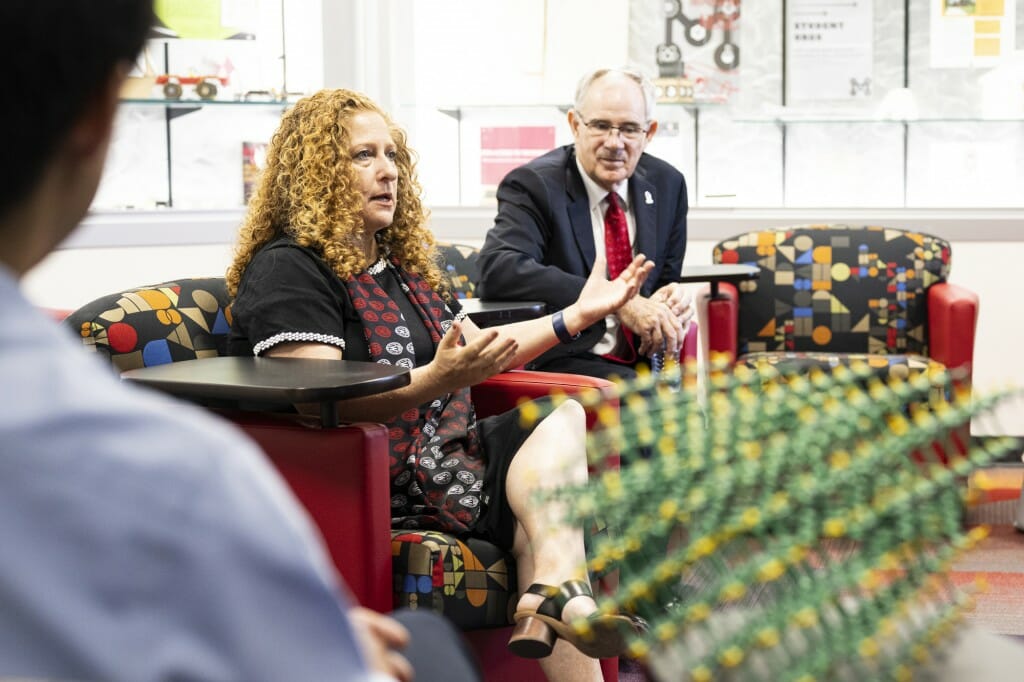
[619,465,1024,681]
[952,466,1024,638]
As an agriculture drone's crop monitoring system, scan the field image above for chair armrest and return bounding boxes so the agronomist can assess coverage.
[927,282,979,380]
[704,282,740,361]
[471,370,618,427]
[471,370,622,472]
[42,307,72,322]
[218,409,394,612]
[679,319,699,364]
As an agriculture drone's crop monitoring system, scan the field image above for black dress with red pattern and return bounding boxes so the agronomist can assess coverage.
[346,258,487,534]
[228,237,535,548]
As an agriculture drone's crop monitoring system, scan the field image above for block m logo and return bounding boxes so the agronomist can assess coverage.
[850,78,872,96]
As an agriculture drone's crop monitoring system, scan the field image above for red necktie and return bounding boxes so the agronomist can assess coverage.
[604,192,631,279]
[602,192,636,363]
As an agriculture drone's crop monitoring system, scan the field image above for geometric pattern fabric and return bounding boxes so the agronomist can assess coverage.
[63,277,232,372]
[714,224,952,377]
[391,530,517,629]
[437,242,480,300]
[736,350,945,382]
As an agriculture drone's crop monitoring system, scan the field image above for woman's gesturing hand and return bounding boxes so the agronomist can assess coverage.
[428,320,518,391]
[565,254,654,332]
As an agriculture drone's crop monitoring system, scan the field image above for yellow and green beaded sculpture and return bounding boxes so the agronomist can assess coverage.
[527,359,1019,682]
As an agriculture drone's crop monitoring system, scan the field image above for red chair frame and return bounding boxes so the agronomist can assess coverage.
[227,370,622,682]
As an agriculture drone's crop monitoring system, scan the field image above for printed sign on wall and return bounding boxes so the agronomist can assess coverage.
[930,0,1017,68]
[785,0,874,102]
[479,126,556,188]
[652,0,741,105]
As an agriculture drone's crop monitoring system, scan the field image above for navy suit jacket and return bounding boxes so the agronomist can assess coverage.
[476,144,688,362]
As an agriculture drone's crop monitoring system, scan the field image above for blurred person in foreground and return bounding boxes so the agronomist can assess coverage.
[0,2,480,680]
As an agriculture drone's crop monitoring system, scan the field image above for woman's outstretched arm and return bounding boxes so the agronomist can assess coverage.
[459,253,654,368]
[267,254,650,423]
[264,321,518,423]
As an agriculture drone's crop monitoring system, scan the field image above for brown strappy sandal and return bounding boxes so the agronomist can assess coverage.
[507,579,648,659]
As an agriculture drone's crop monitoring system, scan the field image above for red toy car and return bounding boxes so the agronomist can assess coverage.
[155,73,230,100]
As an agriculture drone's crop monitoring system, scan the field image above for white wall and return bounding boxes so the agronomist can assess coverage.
[24,244,235,312]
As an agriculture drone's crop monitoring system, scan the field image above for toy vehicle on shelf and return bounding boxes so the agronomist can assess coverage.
[654,76,695,104]
[156,74,230,101]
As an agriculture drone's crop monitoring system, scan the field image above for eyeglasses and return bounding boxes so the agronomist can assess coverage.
[575,112,649,141]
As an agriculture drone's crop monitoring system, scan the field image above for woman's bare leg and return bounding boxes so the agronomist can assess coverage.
[507,399,603,681]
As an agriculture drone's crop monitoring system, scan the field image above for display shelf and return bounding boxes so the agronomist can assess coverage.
[116,97,289,208]
[109,9,295,211]
[734,114,1024,124]
[121,98,293,108]
[438,100,722,117]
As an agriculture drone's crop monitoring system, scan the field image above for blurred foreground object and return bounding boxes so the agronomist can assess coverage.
[526,359,1020,681]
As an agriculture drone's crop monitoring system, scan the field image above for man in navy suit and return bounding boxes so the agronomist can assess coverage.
[476,67,693,380]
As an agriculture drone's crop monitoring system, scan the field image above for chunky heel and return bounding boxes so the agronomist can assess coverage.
[507,615,557,658]
[508,580,648,660]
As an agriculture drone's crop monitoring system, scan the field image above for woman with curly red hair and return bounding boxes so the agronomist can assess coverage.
[227,89,649,681]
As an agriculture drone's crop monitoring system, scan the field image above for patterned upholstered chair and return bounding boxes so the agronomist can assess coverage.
[67,277,232,371]
[64,277,620,682]
[437,241,481,299]
[705,224,979,457]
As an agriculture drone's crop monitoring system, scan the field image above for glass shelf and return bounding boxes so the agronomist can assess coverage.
[734,115,1024,124]
[121,97,292,107]
[110,97,289,208]
[437,100,722,116]
[437,104,571,120]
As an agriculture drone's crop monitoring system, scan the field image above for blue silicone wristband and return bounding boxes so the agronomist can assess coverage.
[552,310,579,344]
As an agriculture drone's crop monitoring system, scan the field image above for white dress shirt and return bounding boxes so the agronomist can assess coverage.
[575,155,636,356]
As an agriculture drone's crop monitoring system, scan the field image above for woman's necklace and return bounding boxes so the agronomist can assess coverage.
[368,254,410,293]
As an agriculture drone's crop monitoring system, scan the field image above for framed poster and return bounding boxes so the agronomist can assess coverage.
[652,0,741,105]
[785,0,874,103]
[479,126,555,190]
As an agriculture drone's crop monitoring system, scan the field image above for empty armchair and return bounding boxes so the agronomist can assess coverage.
[706,224,978,377]
[704,224,979,457]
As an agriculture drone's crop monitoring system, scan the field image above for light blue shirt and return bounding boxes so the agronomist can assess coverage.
[0,266,373,680]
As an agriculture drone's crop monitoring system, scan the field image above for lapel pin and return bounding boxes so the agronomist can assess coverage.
[644,191,654,205]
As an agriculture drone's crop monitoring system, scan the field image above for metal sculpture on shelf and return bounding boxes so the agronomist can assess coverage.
[655,0,741,104]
